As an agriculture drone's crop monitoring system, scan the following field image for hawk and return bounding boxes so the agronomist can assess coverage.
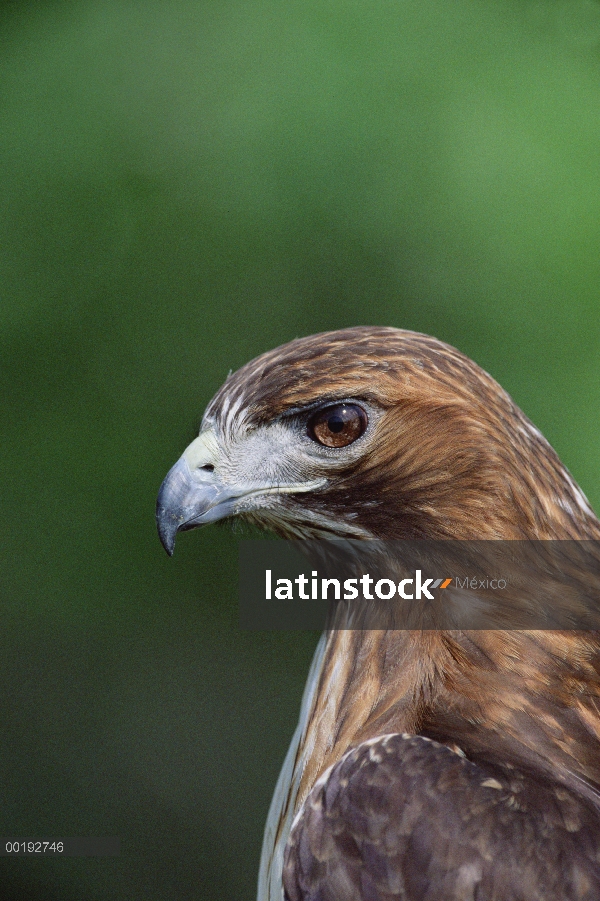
[156,327,600,901]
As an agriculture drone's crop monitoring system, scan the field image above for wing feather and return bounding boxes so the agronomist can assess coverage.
[283,733,600,901]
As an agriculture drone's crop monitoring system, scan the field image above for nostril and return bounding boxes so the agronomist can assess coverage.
[200,463,215,472]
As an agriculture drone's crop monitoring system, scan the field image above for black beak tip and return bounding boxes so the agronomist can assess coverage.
[156,502,178,557]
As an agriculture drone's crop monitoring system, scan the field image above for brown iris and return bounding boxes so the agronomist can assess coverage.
[307,403,368,448]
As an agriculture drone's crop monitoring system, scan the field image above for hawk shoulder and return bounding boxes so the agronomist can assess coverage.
[283,733,600,901]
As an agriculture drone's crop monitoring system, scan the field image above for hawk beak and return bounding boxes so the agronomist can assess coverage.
[156,431,228,556]
[157,430,328,556]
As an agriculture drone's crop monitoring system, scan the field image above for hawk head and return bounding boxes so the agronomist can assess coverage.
[157,326,599,554]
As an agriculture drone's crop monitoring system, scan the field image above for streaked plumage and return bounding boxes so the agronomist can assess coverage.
[156,327,600,900]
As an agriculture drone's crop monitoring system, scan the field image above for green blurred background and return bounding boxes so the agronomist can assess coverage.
[1,0,600,897]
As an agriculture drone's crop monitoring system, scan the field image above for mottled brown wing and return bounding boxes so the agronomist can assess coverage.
[283,733,600,901]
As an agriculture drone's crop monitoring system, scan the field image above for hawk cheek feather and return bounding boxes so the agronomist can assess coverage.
[156,327,600,901]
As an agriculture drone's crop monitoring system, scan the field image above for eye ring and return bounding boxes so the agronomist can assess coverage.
[307,403,368,448]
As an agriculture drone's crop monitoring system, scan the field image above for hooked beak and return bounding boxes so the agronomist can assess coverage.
[156,430,326,555]
[156,456,228,556]
[156,431,230,556]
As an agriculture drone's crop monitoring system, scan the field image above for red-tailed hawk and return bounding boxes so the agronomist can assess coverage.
[156,327,600,901]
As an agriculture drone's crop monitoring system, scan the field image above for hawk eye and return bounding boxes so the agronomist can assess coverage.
[307,403,368,448]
